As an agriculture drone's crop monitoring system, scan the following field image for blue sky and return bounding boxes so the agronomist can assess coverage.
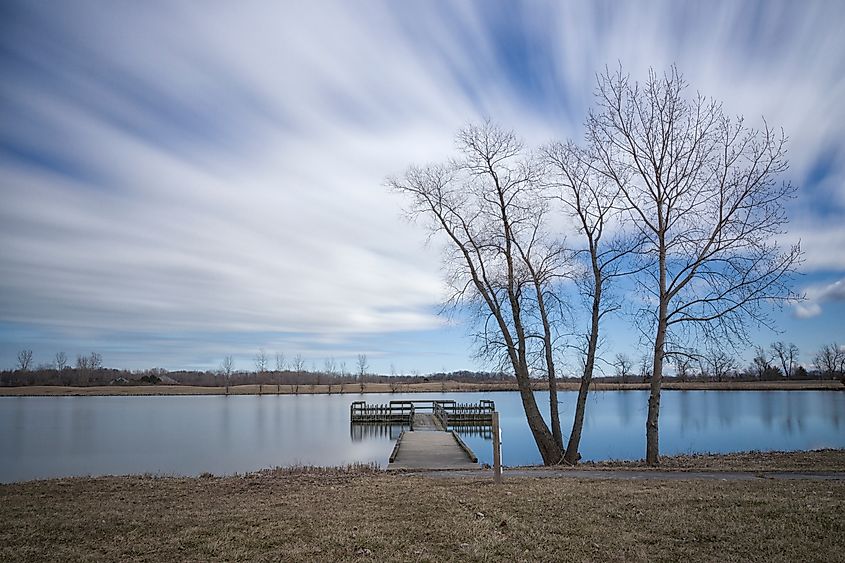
[1,1,843,374]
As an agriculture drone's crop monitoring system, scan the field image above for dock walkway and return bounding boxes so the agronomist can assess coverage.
[388,430,478,470]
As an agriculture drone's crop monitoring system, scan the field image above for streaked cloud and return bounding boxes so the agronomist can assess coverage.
[1,0,843,369]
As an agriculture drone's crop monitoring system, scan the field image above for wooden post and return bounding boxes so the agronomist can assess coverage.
[492,411,502,484]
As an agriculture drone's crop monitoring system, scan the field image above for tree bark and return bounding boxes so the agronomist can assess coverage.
[564,275,601,464]
[646,238,668,466]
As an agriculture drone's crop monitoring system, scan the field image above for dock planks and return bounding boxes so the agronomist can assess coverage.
[388,430,479,470]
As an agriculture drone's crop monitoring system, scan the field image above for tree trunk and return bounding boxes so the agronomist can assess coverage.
[564,280,601,464]
[514,365,564,464]
[646,298,668,466]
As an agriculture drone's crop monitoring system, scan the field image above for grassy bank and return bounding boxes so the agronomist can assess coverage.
[2,458,843,562]
[1,379,842,396]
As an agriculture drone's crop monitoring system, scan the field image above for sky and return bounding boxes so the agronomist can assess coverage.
[1,1,844,374]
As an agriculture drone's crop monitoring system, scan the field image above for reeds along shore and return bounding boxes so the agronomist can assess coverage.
[0,379,842,396]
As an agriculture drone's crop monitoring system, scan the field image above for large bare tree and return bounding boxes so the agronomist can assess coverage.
[543,141,639,464]
[586,66,801,464]
[390,122,566,464]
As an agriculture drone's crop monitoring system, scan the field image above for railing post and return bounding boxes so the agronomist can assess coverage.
[492,411,502,484]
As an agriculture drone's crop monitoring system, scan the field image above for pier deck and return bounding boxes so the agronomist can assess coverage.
[388,430,478,470]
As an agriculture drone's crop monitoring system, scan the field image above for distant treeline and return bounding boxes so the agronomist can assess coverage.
[1,365,842,388]
[0,367,516,388]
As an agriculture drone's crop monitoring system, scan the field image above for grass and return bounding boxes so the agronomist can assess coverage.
[1,379,842,396]
[562,448,845,473]
[2,454,844,562]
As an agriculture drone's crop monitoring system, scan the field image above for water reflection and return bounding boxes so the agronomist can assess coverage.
[0,390,843,482]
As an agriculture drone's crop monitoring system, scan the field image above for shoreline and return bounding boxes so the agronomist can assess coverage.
[0,379,842,397]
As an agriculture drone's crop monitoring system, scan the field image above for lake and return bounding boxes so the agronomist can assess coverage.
[1,390,843,482]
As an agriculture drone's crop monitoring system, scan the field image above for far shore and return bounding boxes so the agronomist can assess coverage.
[0,379,841,397]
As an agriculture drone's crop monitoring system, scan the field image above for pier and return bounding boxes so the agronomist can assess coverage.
[349,400,495,469]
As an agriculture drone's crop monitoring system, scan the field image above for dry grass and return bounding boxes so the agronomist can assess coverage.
[571,449,845,473]
[2,469,843,562]
[2,379,842,396]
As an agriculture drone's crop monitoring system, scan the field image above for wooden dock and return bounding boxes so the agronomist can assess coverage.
[388,430,478,470]
[350,400,493,470]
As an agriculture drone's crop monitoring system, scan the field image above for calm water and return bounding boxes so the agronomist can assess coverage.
[1,390,843,482]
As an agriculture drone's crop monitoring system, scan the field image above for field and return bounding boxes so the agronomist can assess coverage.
[1,379,842,396]
[2,451,844,562]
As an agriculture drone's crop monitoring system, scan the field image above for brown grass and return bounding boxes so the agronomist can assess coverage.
[2,469,843,562]
[1,379,841,396]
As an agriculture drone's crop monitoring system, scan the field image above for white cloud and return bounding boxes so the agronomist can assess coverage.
[793,278,845,318]
[1,1,844,367]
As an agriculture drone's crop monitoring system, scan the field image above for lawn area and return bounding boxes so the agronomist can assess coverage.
[2,468,843,562]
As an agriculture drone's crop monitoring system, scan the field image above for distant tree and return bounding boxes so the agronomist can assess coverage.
[89,352,102,370]
[275,352,286,372]
[16,349,33,371]
[614,353,633,383]
[814,343,844,379]
[55,351,67,371]
[639,354,652,383]
[770,341,799,379]
[220,356,234,394]
[356,354,368,380]
[793,365,809,380]
[671,353,695,382]
[701,348,737,383]
[752,346,771,380]
[292,354,305,373]
[254,349,268,373]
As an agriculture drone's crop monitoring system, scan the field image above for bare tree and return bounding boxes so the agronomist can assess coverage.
[55,351,67,371]
[752,346,771,380]
[701,348,736,382]
[220,355,234,394]
[292,354,305,373]
[639,354,652,383]
[356,354,368,381]
[544,140,641,464]
[16,349,33,371]
[614,353,633,382]
[672,353,695,382]
[770,341,798,379]
[814,343,844,378]
[390,122,566,464]
[275,352,286,372]
[254,349,268,373]
[254,348,268,393]
[586,66,801,464]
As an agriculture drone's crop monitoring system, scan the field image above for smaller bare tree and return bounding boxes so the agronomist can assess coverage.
[752,346,771,380]
[221,355,234,394]
[356,354,368,381]
[55,351,67,371]
[814,343,844,379]
[614,353,633,383]
[16,349,33,371]
[770,341,799,379]
[701,348,737,383]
